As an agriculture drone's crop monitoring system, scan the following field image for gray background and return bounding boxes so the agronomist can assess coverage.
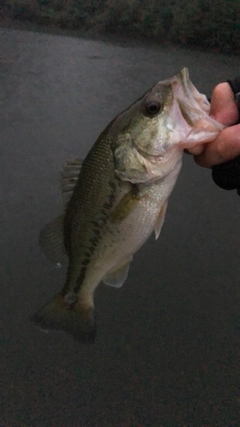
[1,27,240,426]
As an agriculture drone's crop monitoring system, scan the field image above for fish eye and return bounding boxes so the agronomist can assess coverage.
[144,100,162,116]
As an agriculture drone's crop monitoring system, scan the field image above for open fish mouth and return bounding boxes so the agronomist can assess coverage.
[175,68,211,113]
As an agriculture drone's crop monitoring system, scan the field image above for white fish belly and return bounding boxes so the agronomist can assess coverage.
[92,164,182,277]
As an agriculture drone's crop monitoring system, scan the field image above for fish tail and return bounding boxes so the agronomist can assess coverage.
[31,294,96,344]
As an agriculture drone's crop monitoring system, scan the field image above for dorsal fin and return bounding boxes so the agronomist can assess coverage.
[39,215,68,265]
[61,158,83,209]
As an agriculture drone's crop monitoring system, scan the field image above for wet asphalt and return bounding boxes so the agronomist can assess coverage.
[0,26,240,426]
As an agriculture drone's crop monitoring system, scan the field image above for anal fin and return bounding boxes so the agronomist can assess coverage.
[103,258,132,288]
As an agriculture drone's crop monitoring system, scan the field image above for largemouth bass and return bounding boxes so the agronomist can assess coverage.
[32,68,223,343]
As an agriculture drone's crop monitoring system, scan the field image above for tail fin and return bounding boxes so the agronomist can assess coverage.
[31,294,96,344]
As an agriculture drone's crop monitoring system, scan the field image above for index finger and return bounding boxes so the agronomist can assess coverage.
[194,123,240,168]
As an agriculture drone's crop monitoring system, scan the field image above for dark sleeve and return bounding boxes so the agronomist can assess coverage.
[227,77,240,107]
[211,77,240,193]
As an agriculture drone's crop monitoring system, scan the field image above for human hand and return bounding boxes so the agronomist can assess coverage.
[188,82,240,168]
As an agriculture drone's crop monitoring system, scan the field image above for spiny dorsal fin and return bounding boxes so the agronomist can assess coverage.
[61,158,83,209]
[39,215,68,265]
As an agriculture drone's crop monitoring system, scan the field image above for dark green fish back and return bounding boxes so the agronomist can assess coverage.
[62,128,120,290]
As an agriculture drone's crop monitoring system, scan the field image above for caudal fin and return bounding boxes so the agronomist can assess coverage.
[31,294,96,344]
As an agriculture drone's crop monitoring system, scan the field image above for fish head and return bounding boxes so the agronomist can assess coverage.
[111,68,223,183]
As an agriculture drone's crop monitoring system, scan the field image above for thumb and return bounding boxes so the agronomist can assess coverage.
[210,82,239,125]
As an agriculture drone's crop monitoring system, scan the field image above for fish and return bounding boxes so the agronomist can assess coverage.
[31,68,223,343]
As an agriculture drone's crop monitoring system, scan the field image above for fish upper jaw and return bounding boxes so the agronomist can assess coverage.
[169,69,224,149]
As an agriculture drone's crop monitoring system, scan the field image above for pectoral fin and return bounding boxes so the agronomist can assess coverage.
[155,201,168,240]
[111,186,141,223]
[103,258,132,288]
